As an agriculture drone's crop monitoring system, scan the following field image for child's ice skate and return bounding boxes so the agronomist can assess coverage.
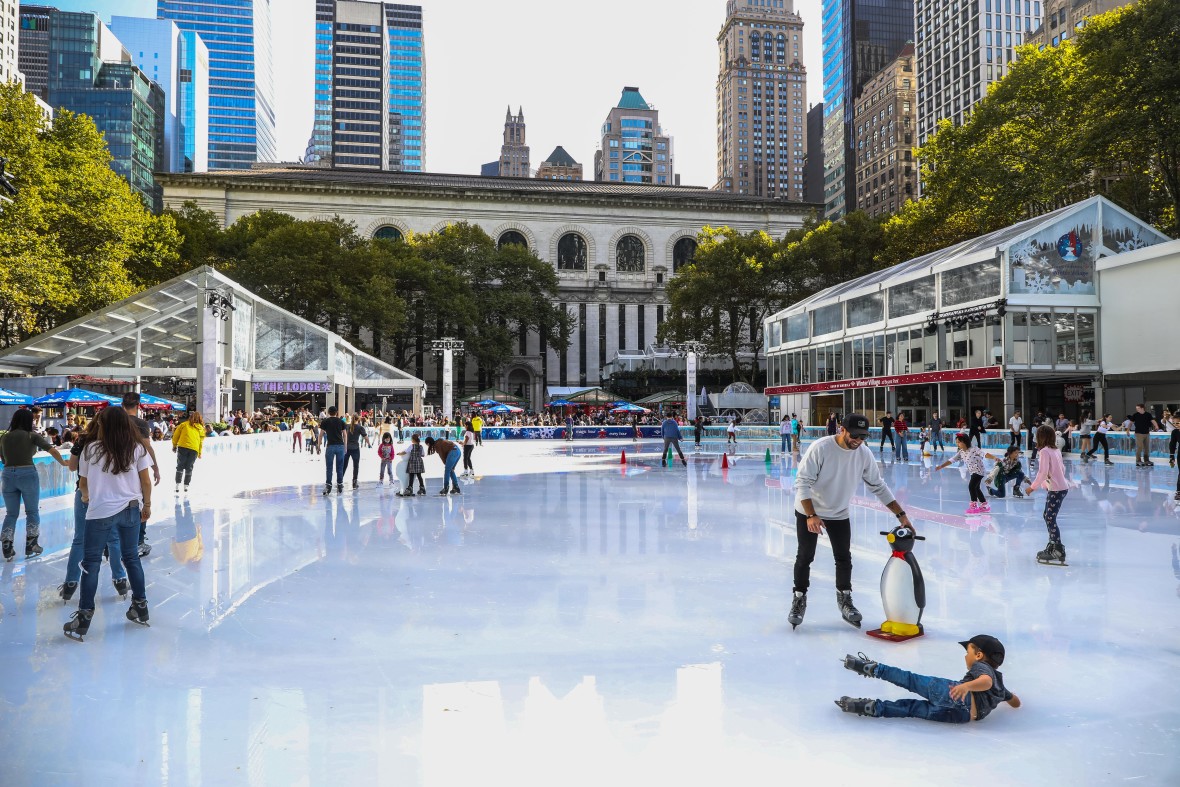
[58,582,78,603]
[1036,540,1068,567]
[842,652,879,678]
[834,696,877,716]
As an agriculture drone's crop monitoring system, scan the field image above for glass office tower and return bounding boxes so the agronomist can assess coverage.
[311,1,424,171]
[157,0,276,169]
[820,0,913,219]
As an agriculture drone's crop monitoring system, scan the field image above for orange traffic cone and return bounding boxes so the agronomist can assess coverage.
[620,449,627,464]
[721,452,729,469]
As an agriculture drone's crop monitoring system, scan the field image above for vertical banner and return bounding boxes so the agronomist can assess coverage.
[686,351,698,421]
[442,349,453,419]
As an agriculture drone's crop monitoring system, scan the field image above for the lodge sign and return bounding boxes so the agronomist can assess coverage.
[252,381,333,394]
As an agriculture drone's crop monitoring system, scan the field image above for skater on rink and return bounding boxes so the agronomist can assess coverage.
[1025,424,1072,566]
[377,433,396,485]
[59,418,128,603]
[461,420,476,479]
[320,406,347,495]
[2,408,69,561]
[170,411,205,494]
[661,415,687,466]
[398,434,426,496]
[836,635,1020,724]
[790,413,913,630]
[934,433,999,514]
[424,436,462,495]
[64,406,153,641]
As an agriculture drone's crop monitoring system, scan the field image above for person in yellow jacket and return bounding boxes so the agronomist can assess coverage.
[171,411,205,494]
[471,413,483,446]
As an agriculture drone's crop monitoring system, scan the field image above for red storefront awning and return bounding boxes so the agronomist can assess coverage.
[766,365,1002,396]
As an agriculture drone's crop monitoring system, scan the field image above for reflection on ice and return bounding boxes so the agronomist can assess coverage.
[0,441,1178,785]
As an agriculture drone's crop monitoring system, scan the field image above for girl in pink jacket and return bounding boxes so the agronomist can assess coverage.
[1025,425,1070,565]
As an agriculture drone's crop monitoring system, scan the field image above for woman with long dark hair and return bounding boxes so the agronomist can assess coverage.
[1,409,68,561]
[64,406,154,641]
[59,417,129,602]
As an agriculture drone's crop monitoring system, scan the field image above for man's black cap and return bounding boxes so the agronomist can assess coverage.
[843,413,870,438]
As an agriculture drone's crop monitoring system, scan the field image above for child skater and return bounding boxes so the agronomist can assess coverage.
[398,433,426,497]
[377,433,395,486]
[986,445,1028,499]
[1025,424,1071,565]
[835,635,1020,724]
[935,433,1000,514]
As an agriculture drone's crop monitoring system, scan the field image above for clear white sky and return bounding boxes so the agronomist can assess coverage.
[50,0,824,187]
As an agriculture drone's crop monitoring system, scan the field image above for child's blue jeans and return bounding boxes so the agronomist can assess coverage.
[871,663,972,724]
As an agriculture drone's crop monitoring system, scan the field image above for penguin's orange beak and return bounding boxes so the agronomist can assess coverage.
[886,533,896,543]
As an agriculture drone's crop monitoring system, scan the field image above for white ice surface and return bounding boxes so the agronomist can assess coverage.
[2,439,1179,786]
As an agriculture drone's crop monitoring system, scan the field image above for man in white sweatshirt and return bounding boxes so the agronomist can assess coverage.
[789,413,914,630]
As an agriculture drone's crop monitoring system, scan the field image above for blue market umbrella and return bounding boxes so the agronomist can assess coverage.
[610,403,651,413]
[486,404,523,414]
[32,388,122,407]
[137,393,187,411]
[0,387,34,406]
[547,399,574,407]
[472,399,502,407]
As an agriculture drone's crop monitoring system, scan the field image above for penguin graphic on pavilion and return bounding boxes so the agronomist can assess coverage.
[867,524,926,642]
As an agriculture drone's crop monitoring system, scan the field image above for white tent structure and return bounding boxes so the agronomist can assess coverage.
[0,266,426,421]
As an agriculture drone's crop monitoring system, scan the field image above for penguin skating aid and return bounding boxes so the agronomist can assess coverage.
[867,525,926,642]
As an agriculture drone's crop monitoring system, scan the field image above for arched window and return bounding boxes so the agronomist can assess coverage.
[616,235,645,273]
[498,230,528,249]
[673,237,697,273]
[556,233,587,270]
[373,225,403,242]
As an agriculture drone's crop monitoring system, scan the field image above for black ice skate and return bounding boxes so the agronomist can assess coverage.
[788,591,807,630]
[138,539,152,558]
[63,609,94,641]
[834,696,876,717]
[2,539,15,561]
[323,484,332,496]
[126,599,150,627]
[843,652,879,678]
[837,590,863,627]
[58,582,78,603]
[450,487,461,495]
[1036,540,1068,567]
[25,537,42,559]
[337,483,344,494]
[113,577,130,599]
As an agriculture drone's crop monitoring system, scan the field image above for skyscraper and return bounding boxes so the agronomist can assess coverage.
[1,0,18,85]
[715,0,807,199]
[594,86,673,185]
[1027,0,1128,49]
[157,1,275,170]
[312,1,425,172]
[914,0,1040,150]
[110,17,210,173]
[852,43,916,217]
[22,7,165,207]
[803,101,824,204]
[536,146,582,181]
[498,106,529,177]
[820,0,912,219]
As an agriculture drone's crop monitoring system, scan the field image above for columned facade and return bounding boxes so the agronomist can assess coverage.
[160,166,811,409]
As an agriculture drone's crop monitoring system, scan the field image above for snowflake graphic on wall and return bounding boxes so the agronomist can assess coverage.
[1023,270,1055,293]
[1116,233,1148,253]
[1008,238,1040,265]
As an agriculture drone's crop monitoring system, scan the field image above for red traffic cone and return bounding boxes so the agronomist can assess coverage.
[620,449,627,464]
[721,452,729,469]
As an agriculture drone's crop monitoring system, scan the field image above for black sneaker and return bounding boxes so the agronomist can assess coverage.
[834,696,876,717]
[843,652,879,678]
[64,608,94,641]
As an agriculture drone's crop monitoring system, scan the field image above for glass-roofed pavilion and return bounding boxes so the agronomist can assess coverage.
[0,267,426,421]
[763,196,1172,427]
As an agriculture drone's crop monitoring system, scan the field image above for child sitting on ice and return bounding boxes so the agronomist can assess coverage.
[835,635,1020,724]
[986,445,1028,499]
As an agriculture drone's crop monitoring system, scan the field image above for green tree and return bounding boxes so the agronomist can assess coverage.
[0,83,180,346]
[166,200,228,270]
[659,227,791,383]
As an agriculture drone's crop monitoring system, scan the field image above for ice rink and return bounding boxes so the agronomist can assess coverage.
[2,437,1179,786]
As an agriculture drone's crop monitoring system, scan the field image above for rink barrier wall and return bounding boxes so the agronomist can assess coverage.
[3,426,1172,505]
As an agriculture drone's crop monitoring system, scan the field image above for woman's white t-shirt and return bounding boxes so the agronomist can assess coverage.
[79,443,151,520]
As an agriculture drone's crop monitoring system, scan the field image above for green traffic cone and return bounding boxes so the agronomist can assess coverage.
[764,447,772,463]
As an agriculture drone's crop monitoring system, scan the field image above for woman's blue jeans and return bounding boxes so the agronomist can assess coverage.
[2,466,41,541]
[65,489,126,584]
[894,435,910,461]
[78,504,146,611]
[872,663,971,724]
[780,434,792,452]
[443,449,461,490]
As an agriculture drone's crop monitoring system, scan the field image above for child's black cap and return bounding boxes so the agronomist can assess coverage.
[959,635,1005,667]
